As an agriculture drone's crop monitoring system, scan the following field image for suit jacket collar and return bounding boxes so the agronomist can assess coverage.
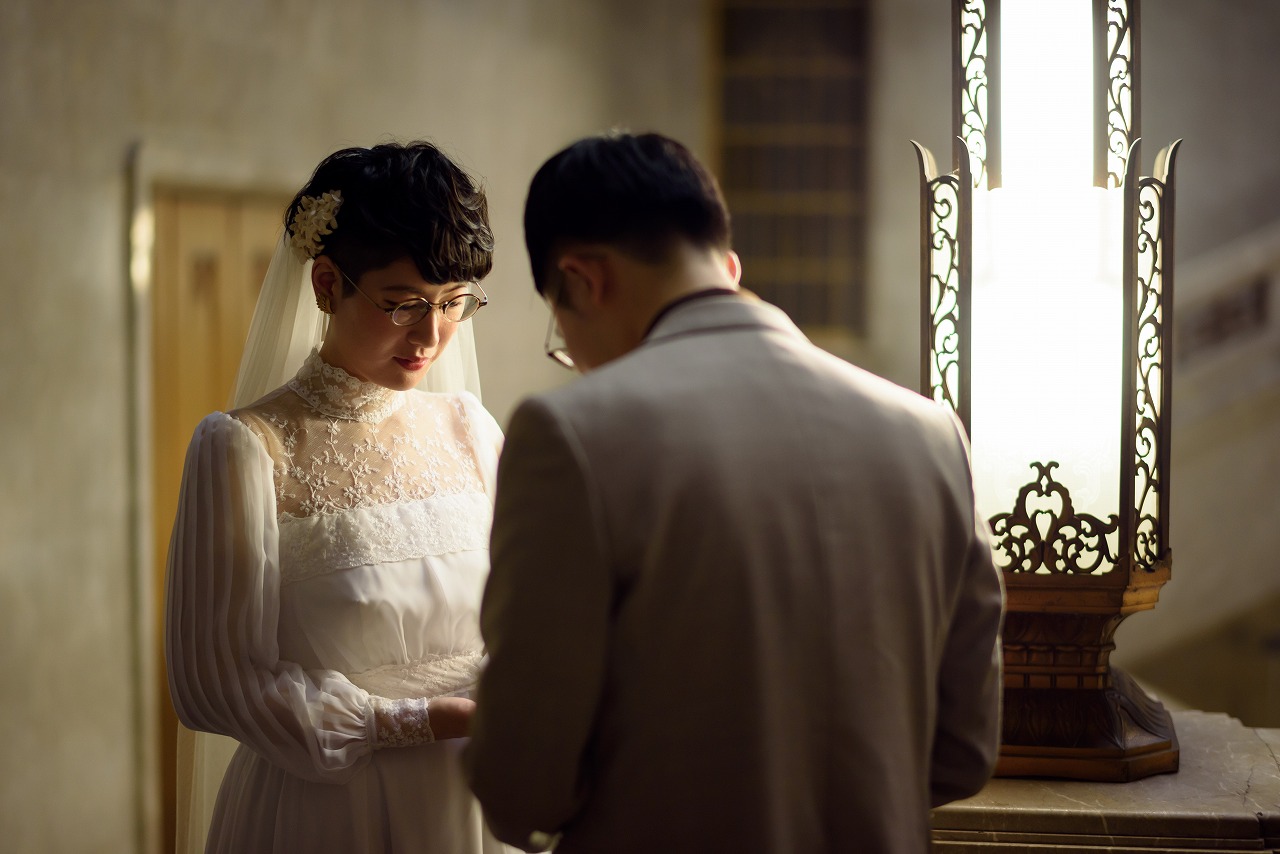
[642,291,807,349]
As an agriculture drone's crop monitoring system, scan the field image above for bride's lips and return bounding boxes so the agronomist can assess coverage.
[395,356,430,371]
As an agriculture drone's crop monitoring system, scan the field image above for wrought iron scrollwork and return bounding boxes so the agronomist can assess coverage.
[926,174,963,414]
[1132,177,1166,569]
[913,140,972,429]
[990,462,1120,575]
[1121,138,1178,573]
[1100,0,1138,187]
[956,0,993,189]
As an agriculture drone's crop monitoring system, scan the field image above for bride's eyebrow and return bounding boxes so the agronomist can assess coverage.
[382,282,470,299]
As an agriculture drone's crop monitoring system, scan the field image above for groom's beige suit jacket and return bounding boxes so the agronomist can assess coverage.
[467,293,1003,854]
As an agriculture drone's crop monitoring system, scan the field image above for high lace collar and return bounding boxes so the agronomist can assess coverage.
[287,350,405,422]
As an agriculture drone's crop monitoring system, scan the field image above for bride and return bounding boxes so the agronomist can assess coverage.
[165,141,511,852]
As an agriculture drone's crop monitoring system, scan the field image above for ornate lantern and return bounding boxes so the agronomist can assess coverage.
[913,0,1182,781]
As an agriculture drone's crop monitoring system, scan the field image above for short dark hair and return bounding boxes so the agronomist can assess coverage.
[523,131,731,294]
[288,141,493,290]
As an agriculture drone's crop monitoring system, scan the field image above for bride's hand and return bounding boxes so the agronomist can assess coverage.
[430,696,477,740]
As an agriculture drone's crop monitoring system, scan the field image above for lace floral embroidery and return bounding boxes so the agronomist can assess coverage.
[370,696,434,748]
[278,494,491,584]
[237,356,484,519]
[287,351,403,422]
[232,352,492,585]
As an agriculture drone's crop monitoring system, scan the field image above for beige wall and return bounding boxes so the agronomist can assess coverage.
[0,1,712,850]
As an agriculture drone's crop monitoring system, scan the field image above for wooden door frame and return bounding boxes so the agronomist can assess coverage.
[124,142,299,854]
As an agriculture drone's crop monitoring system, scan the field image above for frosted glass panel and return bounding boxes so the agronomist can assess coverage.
[967,1,1122,538]
[1001,0,1093,190]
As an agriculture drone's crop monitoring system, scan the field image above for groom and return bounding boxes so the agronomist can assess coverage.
[466,132,1004,853]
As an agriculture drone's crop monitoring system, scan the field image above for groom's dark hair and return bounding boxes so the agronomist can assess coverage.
[523,131,732,295]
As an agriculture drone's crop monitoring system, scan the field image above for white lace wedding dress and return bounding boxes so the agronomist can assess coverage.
[166,351,510,853]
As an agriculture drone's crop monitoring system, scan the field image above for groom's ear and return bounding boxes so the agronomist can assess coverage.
[556,249,613,310]
[725,249,743,285]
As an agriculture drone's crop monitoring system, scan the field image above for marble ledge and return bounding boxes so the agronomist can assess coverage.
[931,710,1280,852]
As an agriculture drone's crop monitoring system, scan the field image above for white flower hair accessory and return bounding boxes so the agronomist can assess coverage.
[288,190,343,261]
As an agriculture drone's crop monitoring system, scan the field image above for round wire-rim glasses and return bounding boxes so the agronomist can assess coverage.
[339,267,488,325]
[543,284,575,370]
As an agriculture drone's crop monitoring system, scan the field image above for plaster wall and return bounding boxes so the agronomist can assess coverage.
[0,1,711,850]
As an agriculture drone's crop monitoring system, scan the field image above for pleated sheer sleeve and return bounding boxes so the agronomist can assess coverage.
[165,412,375,784]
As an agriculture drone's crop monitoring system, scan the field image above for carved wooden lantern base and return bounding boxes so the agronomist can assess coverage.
[995,565,1180,782]
[999,669,1180,781]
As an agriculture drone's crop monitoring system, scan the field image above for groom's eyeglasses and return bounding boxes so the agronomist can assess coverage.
[544,311,574,370]
[339,267,488,326]
[543,280,575,370]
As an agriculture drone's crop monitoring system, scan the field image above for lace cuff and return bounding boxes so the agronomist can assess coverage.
[370,696,434,749]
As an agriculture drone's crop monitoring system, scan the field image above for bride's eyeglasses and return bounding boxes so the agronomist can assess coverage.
[339,268,488,325]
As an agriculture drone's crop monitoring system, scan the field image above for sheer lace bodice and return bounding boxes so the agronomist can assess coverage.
[236,351,489,519]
